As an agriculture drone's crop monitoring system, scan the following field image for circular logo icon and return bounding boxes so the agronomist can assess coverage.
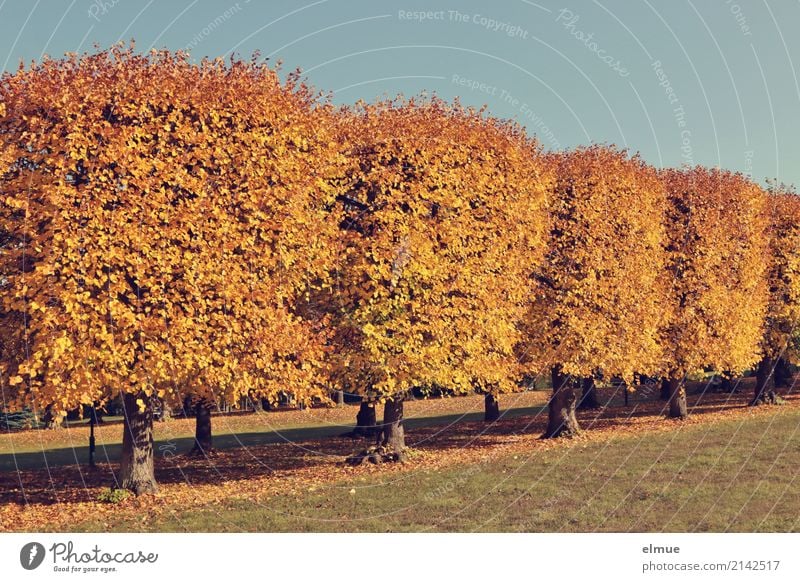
[20,542,46,570]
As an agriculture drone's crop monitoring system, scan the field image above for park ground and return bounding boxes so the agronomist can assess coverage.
[1,381,799,532]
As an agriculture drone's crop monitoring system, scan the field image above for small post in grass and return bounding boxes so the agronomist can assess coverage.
[89,404,97,468]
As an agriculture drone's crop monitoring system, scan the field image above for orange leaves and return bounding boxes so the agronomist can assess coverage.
[526,146,667,382]
[0,46,341,414]
[761,187,800,359]
[660,167,769,377]
[3,196,26,210]
[327,97,551,399]
[0,45,789,423]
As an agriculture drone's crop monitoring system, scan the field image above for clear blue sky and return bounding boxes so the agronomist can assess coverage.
[1,0,798,187]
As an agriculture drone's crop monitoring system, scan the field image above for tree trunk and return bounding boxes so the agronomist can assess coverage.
[719,372,735,393]
[543,366,580,438]
[666,377,688,419]
[752,357,779,405]
[41,404,64,429]
[156,399,171,422]
[352,400,377,437]
[577,376,599,409]
[774,356,792,389]
[181,395,194,417]
[377,398,405,460]
[335,390,345,407]
[119,392,158,495]
[660,377,671,401]
[191,400,213,454]
[484,393,501,422]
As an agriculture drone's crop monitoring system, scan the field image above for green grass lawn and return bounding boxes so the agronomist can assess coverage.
[68,405,800,532]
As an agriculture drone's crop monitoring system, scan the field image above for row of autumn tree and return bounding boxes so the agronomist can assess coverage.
[2,47,799,494]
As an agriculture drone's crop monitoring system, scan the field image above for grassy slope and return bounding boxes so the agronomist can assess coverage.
[70,404,800,533]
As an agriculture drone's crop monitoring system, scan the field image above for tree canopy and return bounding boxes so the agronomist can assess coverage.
[0,46,343,419]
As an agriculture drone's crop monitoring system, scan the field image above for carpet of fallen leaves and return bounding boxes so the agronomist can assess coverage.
[2,382,797,532]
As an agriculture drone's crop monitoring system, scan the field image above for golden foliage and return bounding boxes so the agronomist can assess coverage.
[525,146,667,381]
[0,45,791,417]
[0,46,341,412]
[659,167,769,377]
[761,190,800,359]
[326,97,551,399]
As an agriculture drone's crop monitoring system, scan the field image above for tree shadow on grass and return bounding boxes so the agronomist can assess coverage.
[1,389,794,508]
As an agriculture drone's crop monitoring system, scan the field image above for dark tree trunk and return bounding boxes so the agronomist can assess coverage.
[191,400,213,454]
[92,406,104,425]
[181,395,194,417]
[543,366,580,438]
[666,377,688,419]
[345,398,406,465]
[484,393,501,422]
[352,400,377,438]
[42,404,64,429]
[660,377,671,401]
[377,398,405,460]
[119,392,158,495]
[774,356,792,389]
[751,357,779,405]
[719,372,735,393]
[577,376,599,410]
